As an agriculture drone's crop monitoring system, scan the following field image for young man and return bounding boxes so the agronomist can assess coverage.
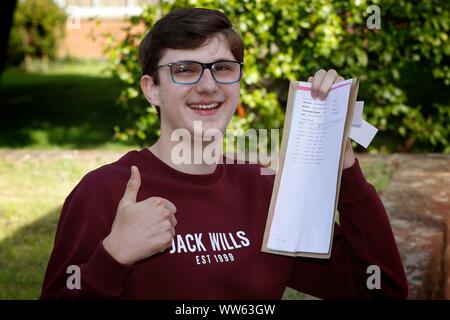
[41,8,408,299]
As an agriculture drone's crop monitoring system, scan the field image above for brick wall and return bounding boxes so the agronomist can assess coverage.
[57,18,145,60]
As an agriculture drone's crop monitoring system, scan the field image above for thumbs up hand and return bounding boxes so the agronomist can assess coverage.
[103,166,177,265]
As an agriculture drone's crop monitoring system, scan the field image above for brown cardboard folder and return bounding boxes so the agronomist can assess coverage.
[261,78,360,258]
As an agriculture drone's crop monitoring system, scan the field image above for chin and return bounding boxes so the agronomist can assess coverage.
[194,122,225,135]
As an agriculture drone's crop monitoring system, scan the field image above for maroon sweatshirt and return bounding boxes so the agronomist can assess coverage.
[40,148,408,299]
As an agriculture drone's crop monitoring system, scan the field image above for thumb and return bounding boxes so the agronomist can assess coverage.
[121,166,141,206]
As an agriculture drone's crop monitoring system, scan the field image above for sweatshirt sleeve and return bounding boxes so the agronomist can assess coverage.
[40,190,133,299]
[286,158,408,299]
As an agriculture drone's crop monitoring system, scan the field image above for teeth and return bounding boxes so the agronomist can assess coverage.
[188,103,220,110]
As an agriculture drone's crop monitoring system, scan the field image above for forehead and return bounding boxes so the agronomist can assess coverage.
[159,36,235,64]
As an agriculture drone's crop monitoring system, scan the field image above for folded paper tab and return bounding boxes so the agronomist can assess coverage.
[349,100,378,148]
[349,120,378,148]
[351,101,364,127]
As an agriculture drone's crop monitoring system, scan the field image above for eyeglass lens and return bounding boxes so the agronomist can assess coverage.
[170,61,241,84]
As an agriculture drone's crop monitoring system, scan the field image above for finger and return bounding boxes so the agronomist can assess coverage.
[335,76,345,83]
[307,76,313,83]
[155,230,174,250]
[161,198,177,214]
[169,213,177,227]
[143,196,168,212]
[121,166,141,206]
[311,69,326,99]
[318,69,339,100]
[345,138,353,152]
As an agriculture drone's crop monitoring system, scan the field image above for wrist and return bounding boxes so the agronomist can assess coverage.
[343,155,356,169]
[103,235,134,266]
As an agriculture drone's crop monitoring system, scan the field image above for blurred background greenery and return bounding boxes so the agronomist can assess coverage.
[106,0,450,153]
[2,0,449,153]
[0,0,448,299]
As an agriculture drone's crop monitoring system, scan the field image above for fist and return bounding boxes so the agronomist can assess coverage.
[103,166,177,265]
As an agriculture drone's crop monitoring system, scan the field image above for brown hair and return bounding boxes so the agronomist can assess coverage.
[139,8,244,118]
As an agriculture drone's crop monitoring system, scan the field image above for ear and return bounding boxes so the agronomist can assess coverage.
[140,75,161,106]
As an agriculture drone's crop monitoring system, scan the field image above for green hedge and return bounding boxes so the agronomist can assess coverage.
[8,0,66,68]
[106,0,449,153]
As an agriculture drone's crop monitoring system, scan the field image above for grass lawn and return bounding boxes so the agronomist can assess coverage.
[0,150,393,299]
[0,60,136,150]
[0,150,125,299]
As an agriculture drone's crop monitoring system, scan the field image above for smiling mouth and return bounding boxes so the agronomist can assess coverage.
[186,102,223,110]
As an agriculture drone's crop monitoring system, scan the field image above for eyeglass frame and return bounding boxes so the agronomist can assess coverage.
[152,60,244,85]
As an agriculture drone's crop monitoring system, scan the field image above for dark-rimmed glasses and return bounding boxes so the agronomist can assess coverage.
[153,60,244,85]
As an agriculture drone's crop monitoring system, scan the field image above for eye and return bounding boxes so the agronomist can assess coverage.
[173,65,196,74]
[173,63,200,74]
[214,63,233,71]
[213,62,239,73]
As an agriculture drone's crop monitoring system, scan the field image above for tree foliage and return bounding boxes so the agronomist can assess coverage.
[8,0,66,68]
[106,0,450,153]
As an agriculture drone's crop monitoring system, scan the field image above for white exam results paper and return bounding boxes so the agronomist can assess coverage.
[266,79,353,254]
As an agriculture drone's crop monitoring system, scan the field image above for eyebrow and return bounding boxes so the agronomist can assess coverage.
[172,58,237,64]
[212,58,236,62]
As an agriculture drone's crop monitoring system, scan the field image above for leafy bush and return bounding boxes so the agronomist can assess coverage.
[8,0,66,69]
[106,0,449,153]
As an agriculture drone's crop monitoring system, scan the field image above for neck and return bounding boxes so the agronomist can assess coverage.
[148,129,223,175]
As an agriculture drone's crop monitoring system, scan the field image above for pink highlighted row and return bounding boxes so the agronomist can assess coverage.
[296,81,351,92]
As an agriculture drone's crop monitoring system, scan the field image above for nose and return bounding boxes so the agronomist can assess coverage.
[195,68,219,93]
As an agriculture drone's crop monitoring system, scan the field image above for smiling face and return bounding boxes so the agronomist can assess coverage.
[141,35,241,139]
